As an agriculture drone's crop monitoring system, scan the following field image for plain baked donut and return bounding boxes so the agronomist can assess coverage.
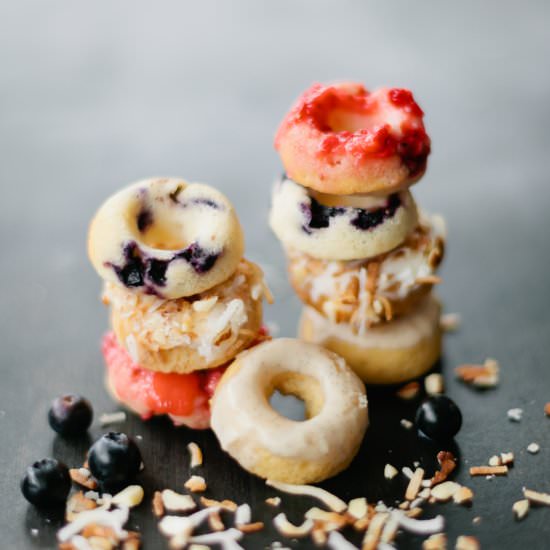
[299,296,442,384]
[210,338,368,484]
[269,176,418,260]
[104,259,268,374]
[275,82,431,195]
[88,177,244,299]
[287,214,445,329]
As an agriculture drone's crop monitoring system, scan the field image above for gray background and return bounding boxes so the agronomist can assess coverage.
[1,1,550,548]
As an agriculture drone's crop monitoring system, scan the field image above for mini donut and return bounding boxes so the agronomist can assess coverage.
[269,176,418,260]
[210,338,368,484]
[275,82,431,195]
[105,259,270,374]
[287,214,445,329]
[299,296,442,385]
[88,177,245,299]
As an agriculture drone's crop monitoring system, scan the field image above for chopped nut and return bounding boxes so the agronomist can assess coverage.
[187,442,203,468]
[453,486,474,505]
[384,464,399,480]
[422,533,447,550]
[455,358,499,388]
[469,465,508,476]
[112,485,144,508]
[440,313,461,332]
[184,475,206,492]
[273,513,313,537]
[397,381,421,400]
[513,499,530,520]
[99,411,127,426]
[416,275,442,285]
[488,455,501,467]
[425,373,444,395]
[122,532,141,550]
[152,491,164,517]
[200,496,238,512]
[312,524,328,545]
[304,507,347,530]
[432,451,456,485]
[523,488,550,506]
[265,480,347,512]
[507,408,523,422]
[70,468,98,490]
[430,481,460,502]
[455,535,480,550]
[500,452,514,465]
[238,522,264,533]
[399,501,410,510]
[161,490,196,512]
[208,510,225,532]
[527,442,540,454]
[406,468,425,501]
[362,512,388,550]
[400,418,414,429]
[347,497,368,520]
[265,496,281,507]
[65,491,97,522]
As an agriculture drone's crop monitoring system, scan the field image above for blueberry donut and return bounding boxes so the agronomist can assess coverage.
[299,296,442,385]
[104,259,269,374]
[287,214,445,330]
[269,176,417,260]
[211,338,368,484]
[88,178,244,299]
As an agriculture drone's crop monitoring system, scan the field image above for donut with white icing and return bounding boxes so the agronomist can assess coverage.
[275,82,431,195]
[299,296,442,384]
[269,176,418,260]
[210,338,368,484]
[88,178,244,299]
[287,214,445,329]
[105,259,269,374]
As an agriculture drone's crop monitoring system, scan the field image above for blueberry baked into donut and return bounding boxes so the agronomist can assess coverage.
[271,81,446,384]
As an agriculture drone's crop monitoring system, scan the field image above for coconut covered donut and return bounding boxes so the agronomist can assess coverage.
[104,259,270,374]
[210,338,368,484]
[88,177,244,299]
[269,176,418,260]
[287,214,445,330]
[275,82,431,195]
[299,296,442,385]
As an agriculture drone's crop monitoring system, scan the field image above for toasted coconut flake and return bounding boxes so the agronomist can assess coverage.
[184,475,207,493]
[353,515,370,531]
[152,491,164,517]
[440,313,461,332]
[189,527,243,547]
[192,296,218,313]
[453,486,474,505]
[527,442,540,454]
[513,499,529,520]
[406,508,424,518]
[380,514,399,543]
[161,489,196,512]
[422,533,446,550]
[424,374,444,396]
[305,507,347,530]
[57,506,129,543]
[488,455,501,467]
[400,418,413,430]
[405,468,425,501]
[159,516,192,538]
[415,275,442,285]
[112,485,144,508]
[431,451,456,485]
[384,464,399,480]
[208,510,225,532]
[266,480,347,512]
[507,408,523,422]
[65,491,97,522]
[273,513,314,538]
[396,381,421,400]
[265,496,281,507]
[523,488,550,506]
[187,442,203,468]
[455,358,499,388]
[500,452,514,465]
[188,545,210,550]
[238,521,264,534]
[430,481,460,502]
[200,496,238,512]
[70,468,98,490]
[455,535,480,550]
[347,498,368,520]
[469,465,508,476]
[99,411,127,426]
[235,503,251,526]
[398,501,410,510]
[327,531,359,549]
[312,525,329,545]
[362,512,388,550]
[392,511,444,535]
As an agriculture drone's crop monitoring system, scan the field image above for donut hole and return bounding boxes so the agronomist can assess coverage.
[268,372,324,421]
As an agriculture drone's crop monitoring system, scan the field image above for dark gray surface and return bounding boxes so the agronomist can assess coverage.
[1,1,550,548]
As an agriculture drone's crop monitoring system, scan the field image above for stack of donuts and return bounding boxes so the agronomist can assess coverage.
[88,177,271,429]
[270,82,446,384]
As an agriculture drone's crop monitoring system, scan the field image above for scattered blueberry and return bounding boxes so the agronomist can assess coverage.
[88,432,142,488]
[415,395,463,441]
[177,242,219,274]
[48,394,93,436]
[21,458,71,507]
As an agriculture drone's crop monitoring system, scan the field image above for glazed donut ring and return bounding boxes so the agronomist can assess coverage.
[269,176,418,260]
[299,296,442,385]
[88,177,244,299]
[105,259,268,374]
[275,82,431,195]
[287,214,445,330]
[210,338,368,484]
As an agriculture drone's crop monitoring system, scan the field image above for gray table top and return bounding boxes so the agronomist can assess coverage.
[1,1,549,548]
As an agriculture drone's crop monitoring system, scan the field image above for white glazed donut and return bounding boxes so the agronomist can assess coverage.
[88,177,244,299]
[269,176,417,260]
[210,338,368,484]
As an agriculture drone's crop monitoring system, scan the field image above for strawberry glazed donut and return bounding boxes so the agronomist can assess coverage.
[210,338,368,484]
[269,175,418,260]
[275,82,431,195]
[88,178,244,299]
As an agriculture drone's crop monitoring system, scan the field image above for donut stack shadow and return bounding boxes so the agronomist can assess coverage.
[270,82,446,384]
[88,177,271,428]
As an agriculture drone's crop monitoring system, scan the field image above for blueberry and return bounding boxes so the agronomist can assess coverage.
[415,395,463,441]
[88,432,142,488]
[48,394,93,436]
[177,242,219,274]
[21,458,71,507]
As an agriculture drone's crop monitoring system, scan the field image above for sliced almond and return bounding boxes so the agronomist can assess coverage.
[488,455,501,467]
[347,497,368,520]
[187,442,203,468]
[512,499,529,520]
[112,485,144,508]
[455,535,480,550]
[500,452,514,465]
[384,464,399,480]
[265,496,281,507]
[453,486,474,505]
[184,475,206,493]
[161,490,196,512]
[430,481,460,502]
